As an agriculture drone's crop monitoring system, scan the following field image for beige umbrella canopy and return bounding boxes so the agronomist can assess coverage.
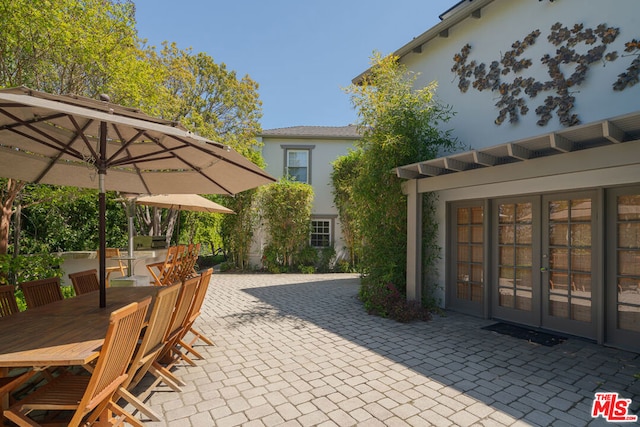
[0,86,274,306]
[134,194,234,214]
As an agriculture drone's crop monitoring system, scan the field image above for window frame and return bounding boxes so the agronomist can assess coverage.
[281,145,315,184]
[310,217,333,248]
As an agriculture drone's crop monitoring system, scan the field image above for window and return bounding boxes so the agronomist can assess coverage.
[286,149,309,183]
[282,145,314,184]
[311,219,331,247]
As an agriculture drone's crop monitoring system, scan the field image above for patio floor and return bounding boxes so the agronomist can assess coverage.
[130,273,640,426]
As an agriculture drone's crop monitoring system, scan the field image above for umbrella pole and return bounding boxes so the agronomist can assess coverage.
[127,200,135,273]
[99,177,106,308]
[98,122,107,308]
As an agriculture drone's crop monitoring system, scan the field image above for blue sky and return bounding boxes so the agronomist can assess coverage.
[134,0,457,130]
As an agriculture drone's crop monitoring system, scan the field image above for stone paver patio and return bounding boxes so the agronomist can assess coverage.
[131,273,640,426]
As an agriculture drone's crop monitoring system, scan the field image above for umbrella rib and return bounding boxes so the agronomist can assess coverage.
[110,123,152,194]
[170,134,274,181]
[112,132,235,195]
[68,116,100,162]
[0,109,85,158]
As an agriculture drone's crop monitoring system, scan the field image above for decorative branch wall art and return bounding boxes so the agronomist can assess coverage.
[451,22,639,127]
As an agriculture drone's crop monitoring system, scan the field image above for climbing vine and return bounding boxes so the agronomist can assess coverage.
[452,22,638,127]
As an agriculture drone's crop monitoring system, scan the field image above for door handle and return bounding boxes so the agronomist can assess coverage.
[540,267,548,272]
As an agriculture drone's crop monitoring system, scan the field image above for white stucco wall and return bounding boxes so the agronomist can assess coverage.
[398,0,640,150]
[250,135,358,267]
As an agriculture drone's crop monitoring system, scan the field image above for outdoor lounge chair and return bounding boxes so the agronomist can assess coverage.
[4,297,151,427]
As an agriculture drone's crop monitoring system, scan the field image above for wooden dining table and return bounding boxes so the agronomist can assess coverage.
[0,286,160,425]
[0,286,159,369]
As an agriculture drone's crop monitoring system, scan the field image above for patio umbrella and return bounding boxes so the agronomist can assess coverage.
[134,194,234,214]
[0,86,275,307]
[123,194,234,265]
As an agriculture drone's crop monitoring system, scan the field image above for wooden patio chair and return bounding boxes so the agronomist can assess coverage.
[147,245,181,286]
[98,247,127,282]
[4,297,151,427]
[180,268,215,357]
[130,277,200,403]
[68,269,100,296]
[0,284,20,317]
[115,282,182,422]
[19,277,63,310]
[155,275,200,369]
[181,242,201,279]
[165,245,188,284]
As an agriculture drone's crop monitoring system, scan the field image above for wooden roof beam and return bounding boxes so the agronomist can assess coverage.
[507,143,533,160]
[444,157,469,171]
[550,133,575,152]
[472,150,498,166]
[418,163,445,176]
[603,120,625,143]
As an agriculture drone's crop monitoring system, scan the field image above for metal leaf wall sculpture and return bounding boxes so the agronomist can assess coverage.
[451,21,638,127]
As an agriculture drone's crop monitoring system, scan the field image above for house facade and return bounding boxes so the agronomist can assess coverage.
[250,126,361,267]
[360,0,640,351]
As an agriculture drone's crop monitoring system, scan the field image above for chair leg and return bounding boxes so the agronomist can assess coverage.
[117,387,162,422]
[178,339,204,360]
[149,362,185,390]
[189,326,215,346]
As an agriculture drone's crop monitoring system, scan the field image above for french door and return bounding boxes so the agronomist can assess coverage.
[492,191,598,339]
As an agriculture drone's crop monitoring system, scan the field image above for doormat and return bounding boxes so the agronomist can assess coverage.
[482,322,567,347]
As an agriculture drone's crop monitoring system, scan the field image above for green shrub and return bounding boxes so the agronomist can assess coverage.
[360,281,431,323]
[300,266,315,274]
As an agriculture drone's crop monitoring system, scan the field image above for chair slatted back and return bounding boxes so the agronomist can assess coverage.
[0,285,19,317]
[69,269,100,296]
[73,297,150,425]
[187,268,213,326]
[147,245,180,286]
[20,277,63,309]
[165,245,187,285]
[121,283,181,391]
[181,243,201,280]
[165,276,199,343]
[99,248,127,281]
[118,283,182,402]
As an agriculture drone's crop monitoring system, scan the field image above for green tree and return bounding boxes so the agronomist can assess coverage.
[219,190,259,270]
[0,0,156,256]
[137,42,266,243]
[259,179,314,271]
[19,185,127,253]
[330,149,363,268]
[344,52,457,313]
[0,0,266,257]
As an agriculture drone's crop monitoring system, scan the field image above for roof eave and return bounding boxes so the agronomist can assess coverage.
[352,0,496,85]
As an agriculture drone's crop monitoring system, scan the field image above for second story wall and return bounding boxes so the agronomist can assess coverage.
[371,0,640,150]
[259,126,361,216]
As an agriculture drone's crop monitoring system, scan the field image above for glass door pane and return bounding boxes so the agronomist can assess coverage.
[454,206,484,304]
[546,198,593,323]
[497,202,533,312]
[616,194,640,332]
